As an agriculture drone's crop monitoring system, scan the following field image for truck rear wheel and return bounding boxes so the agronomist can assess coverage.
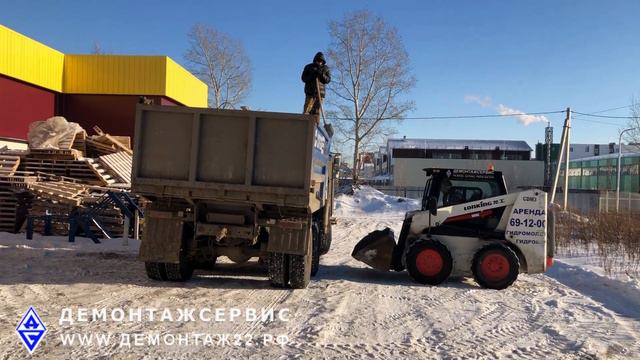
[289,254,312,289]
[406,240,453,285]
[165,261,194,282]
[311,224,320,277]
[268,252,289,287]
[472,243,519,290]
[145,262,167,281]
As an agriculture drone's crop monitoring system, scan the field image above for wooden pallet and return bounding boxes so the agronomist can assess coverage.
[28,197,124,237]
[0,155,20,176]
[0,181,17,232]
[28,148,82,160]
[98,152,132,184]
[22,159,104,184]
[93,126,132,155]
[86,138,118,157]
[26,181,89,206]
[85,159,116,186]
[71,131,87,156]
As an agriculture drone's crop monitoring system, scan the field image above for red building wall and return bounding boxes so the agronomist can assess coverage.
[0,75,57,139]
[60,94,179,138]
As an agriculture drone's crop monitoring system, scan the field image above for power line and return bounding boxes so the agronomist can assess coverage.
[326,110,565,121]
[571,117,624,126]
[571,110,635,119]
[571,104,632,118]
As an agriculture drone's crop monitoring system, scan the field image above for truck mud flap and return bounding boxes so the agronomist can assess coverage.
[267,219,310,256]
[139,216,184,263]
[351,227,397,271]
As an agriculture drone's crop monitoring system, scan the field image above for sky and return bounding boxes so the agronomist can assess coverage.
[2,0,640,152]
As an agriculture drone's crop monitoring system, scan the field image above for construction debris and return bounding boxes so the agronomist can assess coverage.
[0,119,139,240]
[99,152,132,184]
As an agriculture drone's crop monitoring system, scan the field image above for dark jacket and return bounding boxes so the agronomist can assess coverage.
[302,52,331,97]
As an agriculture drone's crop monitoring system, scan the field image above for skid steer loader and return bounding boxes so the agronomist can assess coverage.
[352,168,555,290]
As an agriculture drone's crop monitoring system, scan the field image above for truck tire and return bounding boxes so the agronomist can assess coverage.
[195,257,217,271]
[268,252,289,287]
[145,262,167,281]
[320,224,332,255]
[289,254,311,289]
[472,243,520,290]
[405,240,453,285]
[311,224,320,277]
[165,261,194,282]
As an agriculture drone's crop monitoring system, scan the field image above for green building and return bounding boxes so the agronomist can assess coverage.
[562,153,640,192]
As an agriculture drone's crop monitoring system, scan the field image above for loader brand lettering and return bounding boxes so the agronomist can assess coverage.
[463,201,493,211]
[512,208,545,216]
[59,307,290,325]
[522,196,538,202]
[59,332,289,348]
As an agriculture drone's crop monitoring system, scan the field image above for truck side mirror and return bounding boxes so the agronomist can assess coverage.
[427,196,437,216]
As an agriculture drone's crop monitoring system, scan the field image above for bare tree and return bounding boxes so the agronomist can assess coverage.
[326,10,416,181]
[626,96,640,144]
[185,24,252,109]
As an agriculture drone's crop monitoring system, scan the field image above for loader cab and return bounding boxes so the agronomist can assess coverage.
[421,168,508,211]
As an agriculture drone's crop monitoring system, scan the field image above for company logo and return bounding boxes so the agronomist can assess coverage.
[16,307,47,353]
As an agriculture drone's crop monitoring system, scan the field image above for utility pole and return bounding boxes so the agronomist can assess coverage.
[563,108,571,210]
[544,123,553,187]
[550,108,571,208]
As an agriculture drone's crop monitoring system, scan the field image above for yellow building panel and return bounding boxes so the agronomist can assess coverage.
[165,57,208,107]
[63,55,166,95]
[1,25,207,105]
[0,24,64,92]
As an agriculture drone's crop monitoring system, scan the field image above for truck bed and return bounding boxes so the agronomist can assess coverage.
[132,105,330,211]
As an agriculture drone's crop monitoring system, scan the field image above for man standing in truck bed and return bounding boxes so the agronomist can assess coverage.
[302,52,331,115]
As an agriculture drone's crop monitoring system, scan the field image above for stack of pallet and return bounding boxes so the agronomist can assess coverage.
[25,178,126,237]
[85,126,132,159]
[0,155,21,232]
[0,122,135,237]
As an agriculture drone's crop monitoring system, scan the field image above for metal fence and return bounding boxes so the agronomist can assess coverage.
[598,191,640,213]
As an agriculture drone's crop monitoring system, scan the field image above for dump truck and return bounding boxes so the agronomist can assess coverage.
[352,168,555,290]
[132,105,337,289]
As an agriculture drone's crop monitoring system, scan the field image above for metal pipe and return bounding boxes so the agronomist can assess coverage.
[617,127,638,212]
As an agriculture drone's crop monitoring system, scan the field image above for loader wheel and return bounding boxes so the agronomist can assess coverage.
[311,224,321,277]
[472,244,519,290]
[268,252,289,287]
[289,254,312,289]
[165,261,194,282]
[145,262,167,281]
[406,240,453,285]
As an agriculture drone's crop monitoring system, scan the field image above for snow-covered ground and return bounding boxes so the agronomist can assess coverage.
[1,186,639,359]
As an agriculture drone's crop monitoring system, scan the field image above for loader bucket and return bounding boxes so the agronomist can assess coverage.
[351,227,397,271]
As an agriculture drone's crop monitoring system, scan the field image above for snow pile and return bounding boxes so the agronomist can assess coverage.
[0,232,139,254]
[334,185,420,217]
